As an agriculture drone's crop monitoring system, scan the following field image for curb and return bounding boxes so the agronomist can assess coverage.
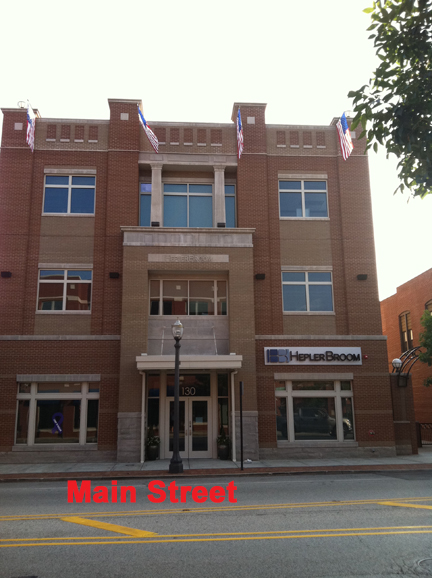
[1,463,432,483]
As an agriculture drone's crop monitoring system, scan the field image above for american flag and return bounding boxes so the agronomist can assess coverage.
[138,107,159,153]
[26,102,36,152]
[336,113,354,160]
[236,108,244,159]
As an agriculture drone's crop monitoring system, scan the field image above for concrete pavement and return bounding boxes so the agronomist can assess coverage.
[1,446,432,482]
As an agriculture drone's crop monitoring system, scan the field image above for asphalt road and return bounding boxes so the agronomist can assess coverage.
[1,471,432,578]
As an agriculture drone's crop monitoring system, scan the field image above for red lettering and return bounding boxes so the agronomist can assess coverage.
[168,481,179,503]
[111,480,117,503]
[227,481,237,503]
[67,480,91,503]
[93,486,109,503]
[192,486,208,503]
[148,480,166,503]
[209,486,225,503]
[120,486,136,503]
[180,485,192,503]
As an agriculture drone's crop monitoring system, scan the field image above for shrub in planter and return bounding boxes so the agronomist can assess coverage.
[216,428,231,460]
[146,427,160,461]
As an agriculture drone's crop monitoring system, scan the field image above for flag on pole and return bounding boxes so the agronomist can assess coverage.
[236,108,244,159]
[336,113,354,160]
[26,101,36,152]
[138,106,159,153]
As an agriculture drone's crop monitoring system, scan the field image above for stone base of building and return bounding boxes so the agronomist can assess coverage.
[259,445,398,460]
[235,412,259,460]
[117,412,142,463]
[0,450,117,464]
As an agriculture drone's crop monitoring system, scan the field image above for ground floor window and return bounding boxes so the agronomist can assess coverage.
[16,382,99,445]
[275,380,354,442]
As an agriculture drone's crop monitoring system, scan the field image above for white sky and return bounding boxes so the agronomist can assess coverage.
[1,0,430,300]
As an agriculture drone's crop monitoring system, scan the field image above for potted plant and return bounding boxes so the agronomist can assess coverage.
[216,427,230,460]
[146,426,160,461]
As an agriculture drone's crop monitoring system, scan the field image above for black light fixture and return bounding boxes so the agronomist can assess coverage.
[1,271,12,278]
[151,221,160,227]
[169,319,184,474]
[357,274,368,281]
[255,273,265,280]
[109,272,120,279]
[217,222,226,228]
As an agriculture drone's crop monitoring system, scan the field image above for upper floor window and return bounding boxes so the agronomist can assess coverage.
[225,185,236,228]
[150,280,227,316]
[426,299,432,314]
[279,181,328,218]
[43,175,95,215]
[282,271,333,312]
[37,269,92,312]
[163,184,212,227]
[399,311,413,352]
[140,183,151,226]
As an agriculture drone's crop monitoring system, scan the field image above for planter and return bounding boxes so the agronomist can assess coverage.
[217,444,230,460]
[146,445,159,461]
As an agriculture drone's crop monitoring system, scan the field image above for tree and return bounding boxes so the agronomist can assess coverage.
[419,310,432,386]
[348,0,432,199]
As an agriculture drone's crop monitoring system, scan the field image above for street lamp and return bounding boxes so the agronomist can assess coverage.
[169,319,184,474]
[392,348,423,387]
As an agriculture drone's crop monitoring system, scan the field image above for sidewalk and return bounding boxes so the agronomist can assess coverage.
[1,447,432,482]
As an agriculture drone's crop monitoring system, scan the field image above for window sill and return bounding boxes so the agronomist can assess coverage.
[36,311,91,315]
[12,444,98,451]
[279,217,330,221]
[283,311,335,316]
[41,213,95,217]
[277,441,358,448]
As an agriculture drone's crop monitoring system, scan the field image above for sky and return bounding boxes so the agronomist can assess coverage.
[1,0,430,300]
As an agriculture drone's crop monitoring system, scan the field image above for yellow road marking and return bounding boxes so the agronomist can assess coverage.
[60,516,158,537]
[378,501,432,510]
[2,524,432,542]
[2,529,432,548]
[1,496,432,522]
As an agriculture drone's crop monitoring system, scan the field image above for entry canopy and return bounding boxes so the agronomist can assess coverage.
[136,354,242,371]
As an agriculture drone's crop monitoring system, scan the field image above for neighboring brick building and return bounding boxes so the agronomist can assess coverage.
[381,269,432,423]
[0,99,401,463]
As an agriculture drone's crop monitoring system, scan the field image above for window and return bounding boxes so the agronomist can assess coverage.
[163,184,212,227]
[150,280,227,316]
[426,300,432,314]
[282,271,333,312]
[225,185,236,228]
[279,180,328,218]
[37,270,92,312]
[399,311,413,352]
[140,183,152,226]
[43,175,95,214]
[15,382,99,445]
[275,380,354,442]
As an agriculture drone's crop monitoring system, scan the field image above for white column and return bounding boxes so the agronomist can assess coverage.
[140,372,146,463]
[150,163,163,226]
[214,165,226,227]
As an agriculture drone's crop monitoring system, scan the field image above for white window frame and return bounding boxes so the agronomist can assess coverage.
[43,174,96,216]
[279,179,329,220]
[36,268,92,314]
[150,279,228,316]
[15,382,100,446]
[275,380,355,444]
[282,270,334,314]
[163,183,214,228]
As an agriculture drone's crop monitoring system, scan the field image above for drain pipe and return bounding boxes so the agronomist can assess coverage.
[140,371,146,464]
[230,370,238,463]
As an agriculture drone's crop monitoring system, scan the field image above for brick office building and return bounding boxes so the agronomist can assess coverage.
[381,269,432,423]
[0,99,401,463]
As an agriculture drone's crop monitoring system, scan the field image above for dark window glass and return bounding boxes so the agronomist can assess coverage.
[70,188,95,213]
[16,400,29,444]
[66,282,91,310]
[342,397,355,439]
[305,193,328,217]
[34,400,81,444]
[276,398,288,440]
[44,188,68,213]
[304,181,326,190]
[341,381,352,391]
[218,398,229,436]
[147,375,160,398]
[140,183,152,193]
[192,400,208,451]
[67,271,92,281]
[164,195,187,227]
[293,398,336,441]
[217,281,227,315]
[280,181,301,190]
[164,184,187,193]
[189,281,214,316]
[38,383,82,393]
[38,283,63,310]
[282,272,305,282]
[217,373,229,396]
[225,185,235,196]
[280,192,302,217]
[163,280,188,315]
[40,270,64,280]
[72,176,95,186]
[283,284,307,311]
[292,381,334,391]
[309,272,332,282]
[399,311,413,352]
[225,196,236,228]
[189,196,212,227]
[46,176,69,185]
[147,399,160,436]
[166,374,211,397]
[140,194,151,226]
[86,400,98,443]
[189,184,212,194]
[309,285,333,311]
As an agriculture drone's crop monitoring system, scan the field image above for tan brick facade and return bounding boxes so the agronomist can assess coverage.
[0,99,405,463]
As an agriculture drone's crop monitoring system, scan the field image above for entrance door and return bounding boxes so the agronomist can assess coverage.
[165,398,212,459]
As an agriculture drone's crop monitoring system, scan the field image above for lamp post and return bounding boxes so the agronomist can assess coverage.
[392,347,423,387]
[169,319,184,474]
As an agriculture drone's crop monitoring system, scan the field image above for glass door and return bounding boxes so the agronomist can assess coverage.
[165,398,212,459]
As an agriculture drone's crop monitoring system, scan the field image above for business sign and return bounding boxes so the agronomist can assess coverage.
[264,347,362,366]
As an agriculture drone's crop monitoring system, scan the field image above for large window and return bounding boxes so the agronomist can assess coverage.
[399,311,413,352]
[282,271,333,312]
[16,382,99,445]
[150,280,227,316]
[279,180,328,218]
[43,175,95,215]
[164,184,213,227]
[225,185,236,228]
[140,183,152,226]
[37,269,92,312]
[276,380,354,442]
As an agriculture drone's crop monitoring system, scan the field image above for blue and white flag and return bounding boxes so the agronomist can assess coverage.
[138,107,159,153]
[26,101,36,152]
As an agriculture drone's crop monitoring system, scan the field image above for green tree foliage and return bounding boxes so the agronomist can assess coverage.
[349,0,432,198]
[419,310,432,386]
